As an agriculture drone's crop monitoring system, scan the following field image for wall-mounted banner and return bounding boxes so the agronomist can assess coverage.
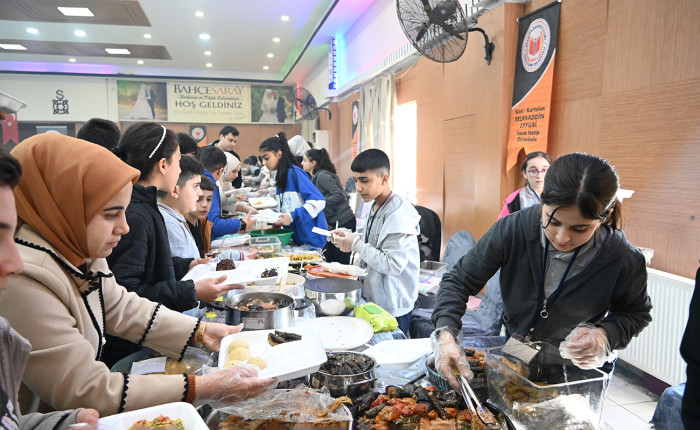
[250,86,296,123]
[505,1,560,169]
[168,82,251,123]
[117,80,168,121]
[351,100,359,158]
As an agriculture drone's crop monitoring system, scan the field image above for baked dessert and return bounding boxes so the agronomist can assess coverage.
[216,258,236,271]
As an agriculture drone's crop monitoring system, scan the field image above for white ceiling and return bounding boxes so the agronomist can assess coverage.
[0,0,376,85]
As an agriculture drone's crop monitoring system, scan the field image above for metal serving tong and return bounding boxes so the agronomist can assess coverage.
[454,370,501,429]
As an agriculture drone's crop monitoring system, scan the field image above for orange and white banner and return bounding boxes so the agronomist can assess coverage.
[506,1,560,169]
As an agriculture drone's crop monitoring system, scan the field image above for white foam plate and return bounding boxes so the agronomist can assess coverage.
[310,316,374,351]
[218,326,326,381]
[210,234,250,249]
[98,402,206,430]
[248,197,278,209]
[185,257,289,287]
[363,338,433,369]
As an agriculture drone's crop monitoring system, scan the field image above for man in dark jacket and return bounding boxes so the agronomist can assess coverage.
[681,266,700,427]
[208,125,242,188]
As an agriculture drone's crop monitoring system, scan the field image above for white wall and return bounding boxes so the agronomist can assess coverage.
[2,75,114,121]
[302,0,409,100]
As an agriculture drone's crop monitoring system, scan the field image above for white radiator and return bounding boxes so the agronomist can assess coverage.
[618,268,694,386]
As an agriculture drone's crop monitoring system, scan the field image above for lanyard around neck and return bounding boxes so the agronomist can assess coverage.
[528,239,581,335]
[364,193,394,243]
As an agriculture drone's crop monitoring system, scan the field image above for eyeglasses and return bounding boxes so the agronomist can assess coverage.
[527,168,548,176]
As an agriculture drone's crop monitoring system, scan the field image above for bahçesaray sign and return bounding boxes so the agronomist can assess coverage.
[167,82,251,123]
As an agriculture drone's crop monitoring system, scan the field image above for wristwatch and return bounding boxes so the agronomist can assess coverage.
[239,219,247,231]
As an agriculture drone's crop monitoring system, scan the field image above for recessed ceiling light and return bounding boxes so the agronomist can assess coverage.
[263,66,269,70]
[206,63,213,68]
[69,58,76,62]
[280,15,290,22]
[0,44,27,50]
[195,11,204,17]
[137,60,144,65]
[26,28,39,34]
[199,33,210,40]
[266,53,274,58]
[204,50,212,56]
[57,7,94,17]
[105,48,131,55]
[74,30,86,37]
[272,37,280,43]
[143,33,152,39]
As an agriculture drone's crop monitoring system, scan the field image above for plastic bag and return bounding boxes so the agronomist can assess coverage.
[430,326,472,389]
[354,302,398,333]
[319,262,367,277]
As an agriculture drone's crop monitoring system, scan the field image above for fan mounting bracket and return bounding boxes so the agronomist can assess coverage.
[467,27,495,65]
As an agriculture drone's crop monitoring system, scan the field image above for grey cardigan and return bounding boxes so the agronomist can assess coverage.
[0,317,81,429]
[432,205,652,349]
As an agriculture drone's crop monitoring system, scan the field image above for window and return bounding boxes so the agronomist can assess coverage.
[392,101,417,203]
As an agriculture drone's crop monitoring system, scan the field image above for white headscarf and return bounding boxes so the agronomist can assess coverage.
[287,135,311,157]
[217,152,241,195]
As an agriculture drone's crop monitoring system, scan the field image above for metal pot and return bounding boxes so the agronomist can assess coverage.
[308,352,377,398]
[304,278,363,317]
[224,292,295,330]
[293,297,313,319]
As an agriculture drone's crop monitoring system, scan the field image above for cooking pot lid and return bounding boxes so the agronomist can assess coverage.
[305,278,363,293]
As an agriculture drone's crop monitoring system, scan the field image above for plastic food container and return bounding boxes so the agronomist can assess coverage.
[218,326,326,381]
[484,342,608,429]
[98,402,207,429]
[249,235,282,257]
[249,228,294,245]
[419,260,448,294]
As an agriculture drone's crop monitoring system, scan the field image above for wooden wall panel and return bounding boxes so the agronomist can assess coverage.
[548,96,602,156]
[443,116,477,242]
[603,0,700,94]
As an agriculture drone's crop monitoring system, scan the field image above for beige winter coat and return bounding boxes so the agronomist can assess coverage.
[0,225,199,416]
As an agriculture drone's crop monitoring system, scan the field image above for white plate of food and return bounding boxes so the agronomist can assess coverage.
[310,316,374,351]
[98,402,206,430]
[218,326,326,381]
[248,196,278,209]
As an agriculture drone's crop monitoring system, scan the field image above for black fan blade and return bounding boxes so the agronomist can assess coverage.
[416,23,431,42]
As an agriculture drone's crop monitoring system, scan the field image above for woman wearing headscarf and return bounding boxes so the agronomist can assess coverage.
[218,152,256,215]
[0,134,275,415]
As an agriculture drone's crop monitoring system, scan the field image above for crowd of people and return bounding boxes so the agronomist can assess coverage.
[5,112,700,428]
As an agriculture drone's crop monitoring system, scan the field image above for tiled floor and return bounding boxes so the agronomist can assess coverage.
[601,366,660,429]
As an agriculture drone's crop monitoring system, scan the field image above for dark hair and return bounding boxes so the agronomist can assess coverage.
[351,148,390,175]
[0,148,21,188]
[218,126,239,138]
[521,151,552,172]
[177,155,204,187]
[259,133,300,191]
[306,148,336,174]
[541,152,622,229]
[77,118,121,150]
[177,132,199,157]
[197,145,227,172]
[114,122,178,181]
[199,174,215,192]
[243,155,259,166]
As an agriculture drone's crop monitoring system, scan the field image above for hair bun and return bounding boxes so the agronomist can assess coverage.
[111,146,126,159]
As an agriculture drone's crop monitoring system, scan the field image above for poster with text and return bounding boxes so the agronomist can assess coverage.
[167,82,251,123]
[251,86,296,123]
[505,1,560,169]
[117,80,168,121]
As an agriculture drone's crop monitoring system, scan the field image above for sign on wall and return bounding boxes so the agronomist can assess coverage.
[250,86,296,124]
[505,1,560,169]
[167,82,251,123]
[117,80,167,121]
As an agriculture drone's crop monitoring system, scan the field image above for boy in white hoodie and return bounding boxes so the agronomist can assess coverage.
[332,149,421,334]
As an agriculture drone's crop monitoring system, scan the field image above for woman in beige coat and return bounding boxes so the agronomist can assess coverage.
[0,134,275,416]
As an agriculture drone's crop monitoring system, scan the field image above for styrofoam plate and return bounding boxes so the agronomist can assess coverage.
[98,402,206,430]
[186,257,289,287]
[218,326,326,381]
[310,316,374,351]
[248,197,278,209]
[363,338,433,369]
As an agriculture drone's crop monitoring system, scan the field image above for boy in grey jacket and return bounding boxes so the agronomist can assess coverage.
[332,149,420,334]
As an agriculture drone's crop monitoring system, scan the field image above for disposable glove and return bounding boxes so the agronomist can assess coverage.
[431,326,473,390]
[559,323,612,370]
[194,365,277,407]
[331,228,359,253]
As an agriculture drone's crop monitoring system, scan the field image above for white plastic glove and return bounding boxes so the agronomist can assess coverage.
[331,228,359,253]
[430,326,473,390]
[193,365,277,407]
[559,323,612,370]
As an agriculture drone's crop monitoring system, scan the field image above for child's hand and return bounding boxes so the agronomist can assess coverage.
[276,213,293,226]
[242,211,255,232]
[189,257,212,271]
[235,194,246,202]
[194,275,245,303]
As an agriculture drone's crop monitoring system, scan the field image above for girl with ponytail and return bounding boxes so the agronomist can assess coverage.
[259,134,328,248]
[432,153,651,386]
[302,148,356,263]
